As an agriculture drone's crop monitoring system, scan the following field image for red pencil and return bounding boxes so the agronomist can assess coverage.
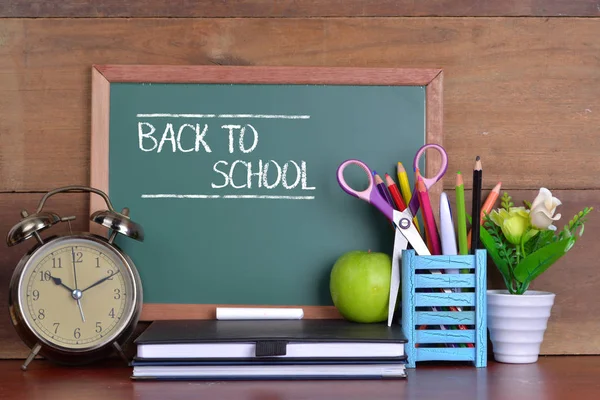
[414,169,433,252]
[416,176,442,256]
[384,174,407,211]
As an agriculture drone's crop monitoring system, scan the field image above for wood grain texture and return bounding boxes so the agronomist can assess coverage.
[96,64,442,85]
[1,17,599,356]
[0,18,599,191]
[425,71,444,215]
[89,67,110,229]
[1,357,600,399]
[2,1,600,18]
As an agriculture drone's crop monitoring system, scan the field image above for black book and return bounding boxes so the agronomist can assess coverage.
[134,319,407,361]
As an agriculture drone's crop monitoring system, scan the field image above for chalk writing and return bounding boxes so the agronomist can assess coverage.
[138,114,314,199]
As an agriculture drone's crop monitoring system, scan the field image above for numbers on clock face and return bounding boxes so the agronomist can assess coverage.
[19,238,135,350]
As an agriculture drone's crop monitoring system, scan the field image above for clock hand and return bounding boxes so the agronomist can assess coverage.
[50,276,74,293]
[81,270,120,293]
[76,299,86,322]
[69,248,85,322]
[71,247,79,290]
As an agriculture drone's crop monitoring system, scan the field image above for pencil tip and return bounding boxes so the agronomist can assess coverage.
[372,170,377,176]
[476,156,480,161]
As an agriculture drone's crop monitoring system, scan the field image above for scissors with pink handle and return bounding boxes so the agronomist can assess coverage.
[337,159,431,326]
[407,143,448,216]
[337,159,430,255]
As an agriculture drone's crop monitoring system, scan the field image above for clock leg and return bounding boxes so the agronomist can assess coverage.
[21,343,42,371]
[113,342,130,365]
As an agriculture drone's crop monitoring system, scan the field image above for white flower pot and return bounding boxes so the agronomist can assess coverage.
[487,289,556,364]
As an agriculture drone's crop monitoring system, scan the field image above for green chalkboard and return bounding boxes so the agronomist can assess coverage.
[91,65,443,318]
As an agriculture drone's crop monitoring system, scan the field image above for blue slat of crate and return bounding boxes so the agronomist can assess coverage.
[474,249,487,367]
[415,311,475,325]
[414,273,475,288]
[416,329,475,343]
[401,250,417,368]
[416,347,476,362]
[414,292,475,307]
[410,255,475,270]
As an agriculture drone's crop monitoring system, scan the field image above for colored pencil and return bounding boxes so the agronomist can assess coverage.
[470,157,483,254]
[415,169,433,252]
[416,176,441,255]
[397,162,421,233]
[373,172,395,208]
[455,172,468,255]
[467,181,501,250]
[384,173,407,211]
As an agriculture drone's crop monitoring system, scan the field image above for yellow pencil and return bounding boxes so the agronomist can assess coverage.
[397,162,421,233]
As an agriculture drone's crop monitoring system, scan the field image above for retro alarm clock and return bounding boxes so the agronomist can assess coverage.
[6,185,144,370]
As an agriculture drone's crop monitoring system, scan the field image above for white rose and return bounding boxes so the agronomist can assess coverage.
[530,188,562,230]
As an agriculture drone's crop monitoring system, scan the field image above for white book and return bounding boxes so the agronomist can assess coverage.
[137,341,405,359]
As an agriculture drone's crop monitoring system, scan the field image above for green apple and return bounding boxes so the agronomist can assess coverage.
[329,250,391,323]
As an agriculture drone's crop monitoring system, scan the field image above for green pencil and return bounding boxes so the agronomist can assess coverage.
[456,171,468,255]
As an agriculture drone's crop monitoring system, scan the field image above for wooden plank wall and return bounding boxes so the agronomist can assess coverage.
[0,1,599,359]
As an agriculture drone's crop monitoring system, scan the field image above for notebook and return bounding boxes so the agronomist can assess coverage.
[134,319,407,360]
[131,359,406,380]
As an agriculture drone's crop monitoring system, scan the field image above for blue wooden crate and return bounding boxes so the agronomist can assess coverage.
[401,249,487,368]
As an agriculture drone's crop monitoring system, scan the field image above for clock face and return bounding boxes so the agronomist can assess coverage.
[16,236,138,351]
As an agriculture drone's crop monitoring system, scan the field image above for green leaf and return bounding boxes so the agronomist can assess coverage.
[479,226,511,282]
[521,228,539,245]
[525,229,555,255]
[559,207,593,241]
[513,237,577,284]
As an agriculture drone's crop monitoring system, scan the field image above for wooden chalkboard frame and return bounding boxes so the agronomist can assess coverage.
[90,65,443,321]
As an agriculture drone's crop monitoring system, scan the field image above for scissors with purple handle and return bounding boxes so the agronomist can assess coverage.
[407,143,449,216]
[337,159,431,326]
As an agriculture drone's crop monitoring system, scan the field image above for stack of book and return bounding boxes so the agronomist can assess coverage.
[131,319,407,380]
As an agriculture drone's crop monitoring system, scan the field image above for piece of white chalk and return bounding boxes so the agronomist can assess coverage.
[216,307,304,320]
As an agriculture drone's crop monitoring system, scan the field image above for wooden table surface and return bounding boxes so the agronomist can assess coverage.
[0,356,599,400]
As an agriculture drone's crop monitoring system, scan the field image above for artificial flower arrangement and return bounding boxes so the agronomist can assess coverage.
[480,188,593,295]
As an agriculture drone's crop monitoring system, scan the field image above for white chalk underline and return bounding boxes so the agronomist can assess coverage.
[141,194,315,200]
[136,113,310,119]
